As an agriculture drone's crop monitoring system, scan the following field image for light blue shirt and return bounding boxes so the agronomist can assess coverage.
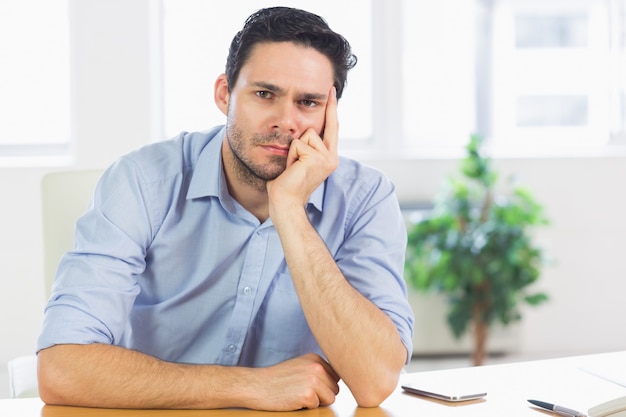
[38,126,414,367]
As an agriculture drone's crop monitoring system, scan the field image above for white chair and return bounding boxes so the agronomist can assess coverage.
[7,356,39,399]
[7,169,103,398]
[41,170,103,293]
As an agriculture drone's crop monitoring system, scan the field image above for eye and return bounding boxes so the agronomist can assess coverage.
[256,91,273,99]
[301,100,318,108]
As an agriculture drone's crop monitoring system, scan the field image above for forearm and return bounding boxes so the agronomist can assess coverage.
[273,209,407,407]
[37,344,255,409]
[38,344,339,410]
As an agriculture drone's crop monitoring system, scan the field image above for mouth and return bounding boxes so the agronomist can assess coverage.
[261,143,290,157]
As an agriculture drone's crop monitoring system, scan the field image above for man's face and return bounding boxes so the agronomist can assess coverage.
[222,42,335,186]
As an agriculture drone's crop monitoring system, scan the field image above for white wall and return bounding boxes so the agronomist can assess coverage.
[1,0,625,397]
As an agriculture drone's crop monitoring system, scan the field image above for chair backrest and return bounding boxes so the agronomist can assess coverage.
[41,169,103,296]
[7,355,39,398]
[8,170,103,399]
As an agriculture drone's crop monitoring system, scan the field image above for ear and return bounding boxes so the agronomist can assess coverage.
[214,74,230,116]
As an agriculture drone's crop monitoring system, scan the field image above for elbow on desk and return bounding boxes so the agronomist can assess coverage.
[352,384,395,408]
[38,381,63,406]
[37,355,61,405]
[350,350,406,407]
[350,374,399,408]
[37,347,77,406]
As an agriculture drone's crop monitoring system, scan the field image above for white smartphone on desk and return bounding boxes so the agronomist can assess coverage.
[401,382,487,402]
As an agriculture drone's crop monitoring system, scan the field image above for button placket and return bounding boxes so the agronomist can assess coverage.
[218,226,268,365]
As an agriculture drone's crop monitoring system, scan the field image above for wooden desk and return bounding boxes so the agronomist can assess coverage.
[3,351,625,416]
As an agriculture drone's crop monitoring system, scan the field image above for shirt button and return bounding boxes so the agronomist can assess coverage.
[242,286,252,295]
[227,344,237,353]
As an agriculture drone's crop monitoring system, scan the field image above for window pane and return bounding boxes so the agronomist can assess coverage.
[401,0,476,147]
[516,15,588,48]
[162,1,372,141]
[491,0,610,148]
[517,95,588,126]
[0,0,70,147]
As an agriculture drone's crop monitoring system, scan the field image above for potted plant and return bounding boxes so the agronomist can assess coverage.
[404,134,549,366]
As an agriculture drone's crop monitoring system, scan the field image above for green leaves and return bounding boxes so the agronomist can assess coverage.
[405,134,549,340]
[525,293,549,305]
[461,134,497,187]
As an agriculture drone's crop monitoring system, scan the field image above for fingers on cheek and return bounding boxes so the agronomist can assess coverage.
[295,135,307,146]
[286,144,300,165]
[304,134,327,150]
[289,139,304,157]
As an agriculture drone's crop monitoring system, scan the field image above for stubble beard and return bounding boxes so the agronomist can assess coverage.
[226,123,291,192]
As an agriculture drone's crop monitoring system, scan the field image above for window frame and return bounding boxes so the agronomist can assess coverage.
[0,0,72,166]
[3,0,626,168]
[363,0,626,159]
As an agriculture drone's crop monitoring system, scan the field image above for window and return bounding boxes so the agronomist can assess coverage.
[0,0,71,163]
[161,0,626,158]
[162,0,372,144]
[516,96,588,126]
[489,0,620,154]
[515,14,588,48]
[400,1,477,151]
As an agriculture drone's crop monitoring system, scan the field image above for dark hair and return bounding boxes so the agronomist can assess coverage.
[225,7,357,99]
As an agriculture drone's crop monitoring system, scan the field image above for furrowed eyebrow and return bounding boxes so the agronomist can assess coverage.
[251,82,327,101]
[299,92,327,101]
[252,81,283,94]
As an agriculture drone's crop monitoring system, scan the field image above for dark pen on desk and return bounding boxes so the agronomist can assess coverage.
[528,399,587,417]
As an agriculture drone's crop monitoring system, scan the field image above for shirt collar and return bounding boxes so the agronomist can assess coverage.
[187,127,227,201]
[187,126,326,213]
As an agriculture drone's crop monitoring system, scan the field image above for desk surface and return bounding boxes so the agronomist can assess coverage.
[3,351,625,416]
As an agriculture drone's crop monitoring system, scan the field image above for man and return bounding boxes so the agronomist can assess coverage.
[37,7,413,411]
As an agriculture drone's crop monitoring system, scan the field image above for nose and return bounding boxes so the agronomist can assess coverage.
[271,100,298,136]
